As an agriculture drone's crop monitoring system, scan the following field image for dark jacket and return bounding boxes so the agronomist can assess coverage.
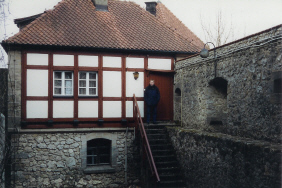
[144,85,160,106]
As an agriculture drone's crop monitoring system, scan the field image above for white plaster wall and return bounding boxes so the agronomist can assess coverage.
[53,101,74,118]
[103,71,122,97]
[103,56,122,68]
[27,53,48,66]
[126,101,144,118]
[148,58,171,70]
[126,57,144,68]
[103,101,122,118]
[78,55,98,67]
[126,72,144,97]
[26,100,48,118]
[53,54,74,66]
[78,101,98,118]
[26,69,48,96]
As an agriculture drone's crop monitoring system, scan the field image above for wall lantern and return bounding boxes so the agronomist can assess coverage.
[200,42,217,78]
[133,72,139,80]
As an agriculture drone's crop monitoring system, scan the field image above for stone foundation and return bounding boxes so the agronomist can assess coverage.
[11,130,140,188]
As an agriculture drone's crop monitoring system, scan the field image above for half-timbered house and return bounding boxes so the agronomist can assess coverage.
[1,0,203,187]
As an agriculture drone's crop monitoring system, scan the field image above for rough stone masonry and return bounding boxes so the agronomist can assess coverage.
[172,24,282,187]
[12,131,140,188]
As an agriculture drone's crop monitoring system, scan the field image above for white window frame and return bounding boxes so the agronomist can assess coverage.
[53,71,74,96]
[78,72,98,96]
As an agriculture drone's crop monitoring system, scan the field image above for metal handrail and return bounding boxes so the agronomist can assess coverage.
[133,94,160,183]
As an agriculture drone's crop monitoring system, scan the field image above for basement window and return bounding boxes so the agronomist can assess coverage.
[53,71,73,96]
[87,138,111,166]
[81,133,117,174]
[273,78,282,93]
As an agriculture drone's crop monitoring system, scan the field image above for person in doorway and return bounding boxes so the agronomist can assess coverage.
[144,80,160,124]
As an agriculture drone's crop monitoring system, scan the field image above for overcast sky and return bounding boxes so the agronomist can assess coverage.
[1,0,282,67]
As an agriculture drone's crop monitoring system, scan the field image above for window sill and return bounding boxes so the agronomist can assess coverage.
[78,96,98,98]
[83,165,115,174]
[53,95,74,98]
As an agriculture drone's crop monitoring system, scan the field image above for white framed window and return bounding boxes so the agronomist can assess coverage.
[53,71,73,96]
[79,72,98,96]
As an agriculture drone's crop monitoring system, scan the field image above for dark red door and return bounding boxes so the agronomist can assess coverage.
[146,72,173,121]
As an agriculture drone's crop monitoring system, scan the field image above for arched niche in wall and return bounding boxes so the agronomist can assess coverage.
[271,71,282,103]
[208,77,228,97]
[273,78,282,93]
[174,84,182,103]
[175,88,181,97]
[174,85,182,122]
[206,77,228,128]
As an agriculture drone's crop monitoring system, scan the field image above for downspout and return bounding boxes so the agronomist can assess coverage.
[124,127,129,186]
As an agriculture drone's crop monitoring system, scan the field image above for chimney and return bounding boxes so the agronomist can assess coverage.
[92,0,108,11]
[145,2,157,16]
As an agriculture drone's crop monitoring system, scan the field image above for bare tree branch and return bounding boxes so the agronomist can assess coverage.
[200,10,237,47]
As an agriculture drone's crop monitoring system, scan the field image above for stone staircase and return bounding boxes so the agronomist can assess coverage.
[145,122,187,188]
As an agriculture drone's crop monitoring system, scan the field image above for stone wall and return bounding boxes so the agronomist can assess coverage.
[11,130,140,188]
[7,51,21,131]
[167,127,281,188]
[174,25,282,143]
[0,68,8,119]
[0,114,5,188]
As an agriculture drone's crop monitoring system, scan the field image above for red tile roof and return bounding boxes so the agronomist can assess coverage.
[3,0,203,53]
[155,3,204,50]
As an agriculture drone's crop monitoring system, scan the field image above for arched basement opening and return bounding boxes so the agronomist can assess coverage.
[207,77,228,127]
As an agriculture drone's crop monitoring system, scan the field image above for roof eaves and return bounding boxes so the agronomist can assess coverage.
[14,13,43,24]
[1,42,198,55]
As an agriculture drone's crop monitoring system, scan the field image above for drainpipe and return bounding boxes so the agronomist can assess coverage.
[124,127,129,186]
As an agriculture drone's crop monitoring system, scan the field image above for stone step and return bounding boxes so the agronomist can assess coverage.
[159,173,184,181]
[147,133,167,139]
[154,156,176,163]
[155,160,179,168]
[157,179,186,188]
[145,129,166,134]
[158,166,180,174]
[144,121,186,187]
[152,149,175,156]
[154,155,177,162]
[148,138,169,145]
[150,144,173,150]
[145,124,172,128]
[145,127,165,131]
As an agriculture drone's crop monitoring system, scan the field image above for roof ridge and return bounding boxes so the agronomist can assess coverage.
[111,1,199,51]
[148,3,200,51]
[156,3,203,45]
